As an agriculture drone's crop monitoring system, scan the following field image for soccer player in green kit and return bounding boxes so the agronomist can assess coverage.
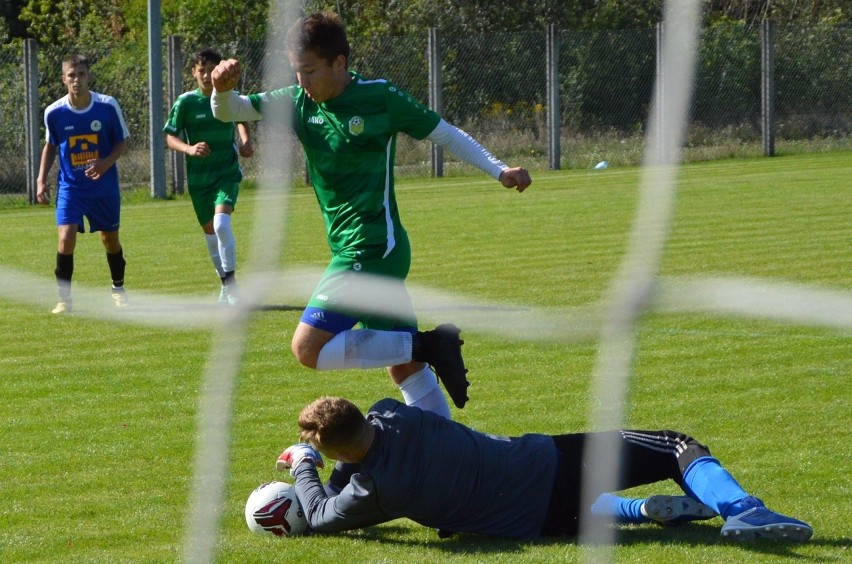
[211,12,531,423]
[164,48,253,305]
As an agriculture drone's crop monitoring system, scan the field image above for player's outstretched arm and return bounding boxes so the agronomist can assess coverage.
[426,119,532,192]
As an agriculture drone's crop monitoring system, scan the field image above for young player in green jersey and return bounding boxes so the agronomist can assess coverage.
[211,13,532,419]
[164,48,253,305]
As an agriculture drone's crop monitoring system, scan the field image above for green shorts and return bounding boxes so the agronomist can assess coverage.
[189,181,239,226]
[304,235,416,331]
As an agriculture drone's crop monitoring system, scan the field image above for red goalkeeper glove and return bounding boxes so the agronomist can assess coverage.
[276,444,325,476]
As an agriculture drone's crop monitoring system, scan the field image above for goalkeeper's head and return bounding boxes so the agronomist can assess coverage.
[298,396,372,462]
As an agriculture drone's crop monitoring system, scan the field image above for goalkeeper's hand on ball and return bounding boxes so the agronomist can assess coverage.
[276,444,325,476]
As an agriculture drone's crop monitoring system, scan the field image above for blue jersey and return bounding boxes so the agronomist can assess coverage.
[293,399,558,539]
[44,91,130,194]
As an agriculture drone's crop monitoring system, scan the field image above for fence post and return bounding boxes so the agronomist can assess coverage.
[428,28,443,178]
[546,24,561,170]
[167,35,184,195]
[761,19,776,157]
[655,22,666,164]
[24,39,39,205]
[148,0,167,198]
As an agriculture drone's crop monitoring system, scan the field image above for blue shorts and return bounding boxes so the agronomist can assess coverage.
[56,188,121,233]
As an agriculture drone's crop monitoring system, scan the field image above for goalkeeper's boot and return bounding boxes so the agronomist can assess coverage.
[412,323,469,408]
[642,495,718,526]
[721,496,812,542]
[111,286,129,307]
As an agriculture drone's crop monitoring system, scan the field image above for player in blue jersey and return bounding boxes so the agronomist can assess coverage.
[271,396,812,542]
[36,54,131,314]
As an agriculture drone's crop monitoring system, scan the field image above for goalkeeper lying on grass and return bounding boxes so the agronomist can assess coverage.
[272,396,812,542]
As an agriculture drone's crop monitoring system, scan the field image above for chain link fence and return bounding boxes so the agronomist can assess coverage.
[1,23,849,203]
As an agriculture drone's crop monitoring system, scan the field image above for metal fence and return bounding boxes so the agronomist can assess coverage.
[1,22,849,200]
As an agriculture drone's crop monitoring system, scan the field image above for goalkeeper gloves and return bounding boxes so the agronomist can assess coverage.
[276,443,325,476]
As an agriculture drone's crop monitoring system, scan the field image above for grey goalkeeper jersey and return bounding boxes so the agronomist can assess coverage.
[293,399,558,539]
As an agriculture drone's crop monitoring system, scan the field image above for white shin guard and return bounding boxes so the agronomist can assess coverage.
[204,233,226,278]
[213,213,237,273]
[315,330,412,370]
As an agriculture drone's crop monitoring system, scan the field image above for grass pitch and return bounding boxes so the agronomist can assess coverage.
[1,151,849,562]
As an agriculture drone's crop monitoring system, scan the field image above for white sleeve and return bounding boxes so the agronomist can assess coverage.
[426,119,508,180]
[211,89,263,122]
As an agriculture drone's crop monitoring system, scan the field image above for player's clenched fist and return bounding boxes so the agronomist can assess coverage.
[212,58,241,92]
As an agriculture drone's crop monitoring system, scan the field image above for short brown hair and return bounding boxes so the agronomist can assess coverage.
[62,53,89,71]
[298,396,365,450]
[285,12,350,66]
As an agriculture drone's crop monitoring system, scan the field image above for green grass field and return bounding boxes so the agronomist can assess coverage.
[1,151,850,562]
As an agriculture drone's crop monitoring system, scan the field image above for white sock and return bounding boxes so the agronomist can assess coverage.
[213,213,236,273]
[204,233,226,278]
[399,365,451,419]
[315,330,412,370]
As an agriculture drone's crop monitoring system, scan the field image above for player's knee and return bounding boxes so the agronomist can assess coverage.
[290,337,319,369]
[663,430,713,468]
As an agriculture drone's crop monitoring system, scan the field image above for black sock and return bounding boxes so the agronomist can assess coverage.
[106,248,126,287]
[222,270,236,286]
[55,252,73,299]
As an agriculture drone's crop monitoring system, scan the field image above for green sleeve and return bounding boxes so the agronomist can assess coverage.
[163,96,185,136]
[385,84,441,140]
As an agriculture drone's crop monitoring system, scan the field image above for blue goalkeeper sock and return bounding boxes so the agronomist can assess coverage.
[682,456,750,518]
[590,493,650,524]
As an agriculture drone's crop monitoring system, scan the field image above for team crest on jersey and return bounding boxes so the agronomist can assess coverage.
[348,116,365,136]
[90,120,102,132]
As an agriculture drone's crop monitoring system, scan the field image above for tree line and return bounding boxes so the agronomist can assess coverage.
[1,0,848,49]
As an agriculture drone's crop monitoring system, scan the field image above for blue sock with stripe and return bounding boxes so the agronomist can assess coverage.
[590,492,650,524]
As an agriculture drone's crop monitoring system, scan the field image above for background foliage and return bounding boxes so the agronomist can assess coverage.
[0,2,848,199]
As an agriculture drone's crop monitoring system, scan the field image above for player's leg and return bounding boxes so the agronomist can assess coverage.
[292,248,417,374]
[391,362,451,420]
[190,188,231,302]
[101,229,128,306]
[53,224,78,313]
[682,455,812,541]
[52,191,81,313]
[213,183,239,304]
[542,430,716,535]
[293,251,467,408]
[87,189,127,307]
[617,430,812,540]
[201,221,227,278]
[590,492,716,526]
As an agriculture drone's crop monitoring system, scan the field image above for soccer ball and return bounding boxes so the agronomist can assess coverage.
[244,481,308,536]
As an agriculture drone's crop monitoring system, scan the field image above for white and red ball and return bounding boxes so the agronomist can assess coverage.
[245,481,308,536]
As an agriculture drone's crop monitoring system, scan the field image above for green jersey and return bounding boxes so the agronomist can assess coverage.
[164,89,243,191]
[248,72,441,260]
